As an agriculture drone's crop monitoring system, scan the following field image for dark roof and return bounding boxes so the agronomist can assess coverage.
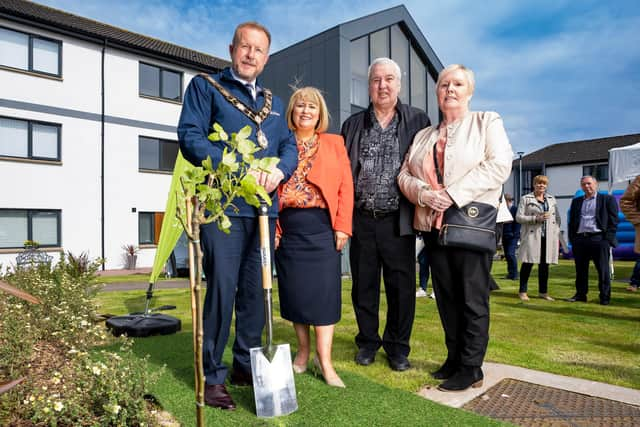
[520,133,640,166]
[0,0,230,72]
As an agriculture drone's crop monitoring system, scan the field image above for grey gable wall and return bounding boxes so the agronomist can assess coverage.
[262,27,343,133]
[261,5,444,133]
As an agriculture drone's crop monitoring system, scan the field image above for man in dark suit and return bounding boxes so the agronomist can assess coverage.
[178,22,298,410]
[567,176,618,305]
[501,193,520,280]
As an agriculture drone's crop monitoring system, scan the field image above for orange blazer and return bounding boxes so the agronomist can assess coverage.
[277,133,354,237]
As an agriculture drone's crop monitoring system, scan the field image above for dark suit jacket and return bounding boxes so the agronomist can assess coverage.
[341,101,430,236]
[568,193,619,247]
[502,204,521,241]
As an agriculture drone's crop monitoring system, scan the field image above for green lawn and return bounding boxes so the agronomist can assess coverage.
[95,259,640,426]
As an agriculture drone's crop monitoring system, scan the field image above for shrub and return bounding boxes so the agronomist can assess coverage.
[17,340,160,426]
[0,255,159,426]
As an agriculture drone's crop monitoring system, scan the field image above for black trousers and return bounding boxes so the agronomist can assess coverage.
[200,217,276,385]
[425,231,491,367]
[519,236,549,294]
[350,210,416,357]
[572,234,611,303]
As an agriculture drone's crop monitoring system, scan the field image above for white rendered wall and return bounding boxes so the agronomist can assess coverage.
[0,19,204,270]
[102,123,175,269]
[101,51,198,269]
[0,20,102,114]
[0,21,103,268]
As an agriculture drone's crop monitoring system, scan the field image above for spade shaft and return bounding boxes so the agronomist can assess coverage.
[250,201,298,417]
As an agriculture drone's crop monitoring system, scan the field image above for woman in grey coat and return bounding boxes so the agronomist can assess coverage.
[516,175,561,301]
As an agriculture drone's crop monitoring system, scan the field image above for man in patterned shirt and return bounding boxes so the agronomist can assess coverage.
[341,57,430,371]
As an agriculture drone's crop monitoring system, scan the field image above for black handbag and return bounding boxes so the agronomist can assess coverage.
[432,143,497,253]
[438,202,497,253]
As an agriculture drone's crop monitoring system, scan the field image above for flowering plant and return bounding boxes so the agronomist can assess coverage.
[0,255,158,425]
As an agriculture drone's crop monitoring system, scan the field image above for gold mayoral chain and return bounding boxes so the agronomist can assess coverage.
[199,73,273,149]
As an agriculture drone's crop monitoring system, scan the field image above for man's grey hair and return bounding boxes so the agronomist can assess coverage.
[581,175,597,183]
[368,57,402,82]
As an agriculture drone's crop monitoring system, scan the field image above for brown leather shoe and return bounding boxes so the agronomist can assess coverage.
[204,384,236,410]
[230,369,253,386]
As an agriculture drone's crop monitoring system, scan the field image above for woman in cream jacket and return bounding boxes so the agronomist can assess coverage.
[397,64,512,392]
[515,175,561,301]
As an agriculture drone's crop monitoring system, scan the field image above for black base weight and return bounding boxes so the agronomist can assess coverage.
[106,314,181,337]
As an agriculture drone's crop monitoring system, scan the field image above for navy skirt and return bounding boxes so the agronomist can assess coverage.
[275,208,342,325]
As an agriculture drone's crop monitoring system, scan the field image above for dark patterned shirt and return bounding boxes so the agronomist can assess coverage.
[355,110,401,212]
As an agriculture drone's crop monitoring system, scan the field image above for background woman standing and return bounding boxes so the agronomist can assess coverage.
[516,175,561,301]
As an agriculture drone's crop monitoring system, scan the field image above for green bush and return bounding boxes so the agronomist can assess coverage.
[0,255,159,426]
[18,341,160,426]
[0,256,103,371]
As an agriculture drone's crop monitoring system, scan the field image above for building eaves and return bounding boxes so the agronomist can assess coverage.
[0,0,230,72]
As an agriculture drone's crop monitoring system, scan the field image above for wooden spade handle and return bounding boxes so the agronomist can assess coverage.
[258,203,272,291]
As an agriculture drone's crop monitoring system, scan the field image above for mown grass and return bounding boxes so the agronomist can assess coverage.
[95,259,640,426]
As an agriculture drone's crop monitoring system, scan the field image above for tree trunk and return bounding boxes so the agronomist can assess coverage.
[186,197,205,426]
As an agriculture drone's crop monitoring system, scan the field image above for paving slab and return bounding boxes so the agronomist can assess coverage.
[418,362,640,408]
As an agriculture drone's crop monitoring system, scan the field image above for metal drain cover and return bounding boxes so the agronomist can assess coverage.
[463,378,640,426]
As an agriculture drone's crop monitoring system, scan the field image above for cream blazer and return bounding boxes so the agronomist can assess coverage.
[515,193,561,264]
[398,111,513,232]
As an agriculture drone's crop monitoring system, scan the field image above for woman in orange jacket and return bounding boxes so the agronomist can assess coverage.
[275,87,354,387]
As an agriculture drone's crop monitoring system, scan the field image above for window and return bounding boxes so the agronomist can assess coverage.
[390,25,409,104]
[350,36,369,108]
[350,25,439,113]
[139,62,182,101]
[139,136,178,172]
[369,28,389,61]
[0,209,61,249]
[583,164,608,182]
[0,117,60,160]
[0,27,61,76]
[139,212,163,245]
[409,45,426,110]
[427,72,439,125]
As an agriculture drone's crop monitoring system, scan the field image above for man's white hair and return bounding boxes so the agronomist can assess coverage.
[368,57,401,82]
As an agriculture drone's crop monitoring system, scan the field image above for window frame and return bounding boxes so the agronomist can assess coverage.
[138,62,183,102]
[0,115,61,161]
[0,26,62,77]
[138,211,164,245]
[350,23,437,113]
[0,208,61,249]
[138,135,178,172]
[138,212,155,245]
[582,163,609,182]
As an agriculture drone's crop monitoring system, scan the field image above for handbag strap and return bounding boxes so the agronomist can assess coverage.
[433,143,443,185]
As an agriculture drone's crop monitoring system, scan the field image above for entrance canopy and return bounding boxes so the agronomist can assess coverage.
[609,142,640,191]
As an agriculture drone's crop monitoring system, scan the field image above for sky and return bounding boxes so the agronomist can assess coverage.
[35,0,640,155]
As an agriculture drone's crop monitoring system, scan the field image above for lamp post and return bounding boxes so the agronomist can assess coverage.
[517,151,524,202]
